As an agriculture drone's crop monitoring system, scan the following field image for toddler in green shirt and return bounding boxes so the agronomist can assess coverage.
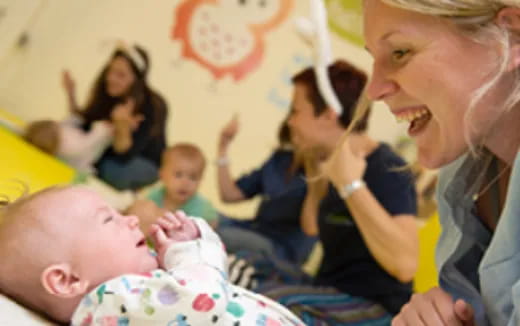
[129,143,218,232]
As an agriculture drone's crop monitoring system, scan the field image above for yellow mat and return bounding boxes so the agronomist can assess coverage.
[0,108,26,132]
[0,126,76,200]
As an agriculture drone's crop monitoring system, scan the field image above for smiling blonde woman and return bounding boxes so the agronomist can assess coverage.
[359,0,520,325]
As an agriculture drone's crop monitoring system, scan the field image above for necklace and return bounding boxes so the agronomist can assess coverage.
[472,163,511,202]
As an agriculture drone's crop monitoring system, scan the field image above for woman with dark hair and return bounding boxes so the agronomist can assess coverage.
[63,44,168,190]
[260,60,418,324]
[216,114,317,268]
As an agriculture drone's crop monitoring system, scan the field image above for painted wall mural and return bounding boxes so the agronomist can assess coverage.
[171,0,293,82]
[267,54,311,111]
[325,0,363,47]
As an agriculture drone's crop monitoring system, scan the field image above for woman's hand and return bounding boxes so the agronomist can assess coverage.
[218,114,239,157]
[62,70,81,114]
[321,136,367,190]
[111,98,144,131]
[392,287,475,326]
[62,70,75,96]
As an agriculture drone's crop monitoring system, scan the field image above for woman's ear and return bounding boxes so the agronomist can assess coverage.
[323,107,340,122]
[496,7,520,70]
[41,263,89,298]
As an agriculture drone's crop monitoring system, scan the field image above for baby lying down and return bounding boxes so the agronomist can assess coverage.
[0,186,304,325]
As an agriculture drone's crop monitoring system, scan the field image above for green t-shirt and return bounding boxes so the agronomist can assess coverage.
[147,185,218,222]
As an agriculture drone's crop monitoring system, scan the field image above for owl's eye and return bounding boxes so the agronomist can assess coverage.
[239,0,246,5]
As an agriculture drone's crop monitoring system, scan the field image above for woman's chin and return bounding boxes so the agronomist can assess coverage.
[417,149,466,170]
[107,88,125,97]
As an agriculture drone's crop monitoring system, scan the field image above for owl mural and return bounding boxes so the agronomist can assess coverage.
[172,0,293,82]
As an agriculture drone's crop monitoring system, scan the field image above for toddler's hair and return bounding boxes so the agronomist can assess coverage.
[162,143,206,172]
[24,120,60,155]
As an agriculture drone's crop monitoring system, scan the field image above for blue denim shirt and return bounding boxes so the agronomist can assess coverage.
[436,150,520,326]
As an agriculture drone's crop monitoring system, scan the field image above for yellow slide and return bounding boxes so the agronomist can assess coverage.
[0,126,76,200]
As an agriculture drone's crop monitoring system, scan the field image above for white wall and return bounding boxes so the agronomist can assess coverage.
[0,0,406,216]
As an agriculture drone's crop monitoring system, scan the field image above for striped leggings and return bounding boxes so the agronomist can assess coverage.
[261,285,392,326]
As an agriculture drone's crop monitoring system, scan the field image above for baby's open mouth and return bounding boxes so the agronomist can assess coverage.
[136,238,146,247]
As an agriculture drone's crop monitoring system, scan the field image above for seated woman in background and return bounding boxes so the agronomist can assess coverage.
[63,43,168,190]
[261,60,419,324]
[216,114,317,267]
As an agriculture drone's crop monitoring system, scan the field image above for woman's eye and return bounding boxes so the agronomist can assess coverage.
[392,49,410,62]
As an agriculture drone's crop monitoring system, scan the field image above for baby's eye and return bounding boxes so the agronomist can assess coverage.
[103,216,114,224]
[391,49,410,62]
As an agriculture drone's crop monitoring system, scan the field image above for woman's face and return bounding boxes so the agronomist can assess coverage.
[106,56,136,97]
[288,83,330,151]
[363,0,503,168]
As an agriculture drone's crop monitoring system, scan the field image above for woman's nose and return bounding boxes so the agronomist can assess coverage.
[366,65,399,101]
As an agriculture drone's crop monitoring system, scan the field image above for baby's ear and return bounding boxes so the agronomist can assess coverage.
[41,263,89,298]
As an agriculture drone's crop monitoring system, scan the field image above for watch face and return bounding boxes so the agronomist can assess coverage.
[339,180,365,199]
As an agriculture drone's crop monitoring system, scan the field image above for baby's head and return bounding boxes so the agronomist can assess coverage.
[159,143,206,205]
[24,120,60,155]
[0,186,157,323]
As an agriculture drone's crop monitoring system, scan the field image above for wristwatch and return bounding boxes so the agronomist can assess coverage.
[338,179,366,199]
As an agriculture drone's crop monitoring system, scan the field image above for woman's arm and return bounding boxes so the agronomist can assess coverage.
[62,70,81,115]
[112,119,134,153]
[216,115,245,202]
[342,188,418,282]
[323,138,419,283]
[216,162,246,203]
[300,186,321,236]
[300,152,329,236]
[110,99,144,154]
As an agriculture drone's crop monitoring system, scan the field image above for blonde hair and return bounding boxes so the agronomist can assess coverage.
[373,0,520,150]
[161,143,206,173]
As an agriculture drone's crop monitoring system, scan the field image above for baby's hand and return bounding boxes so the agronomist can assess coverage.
[149,225,174,264]
[149,211,201,265]
[159,211,200,241]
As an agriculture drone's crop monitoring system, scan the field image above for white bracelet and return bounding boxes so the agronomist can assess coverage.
[338,179,365,199]
[215,157,229,166]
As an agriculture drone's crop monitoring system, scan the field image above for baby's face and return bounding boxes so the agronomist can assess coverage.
[46,187,158,286]
[160,156,203,205]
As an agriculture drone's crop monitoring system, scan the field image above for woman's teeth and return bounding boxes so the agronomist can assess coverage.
[395,108,430,123]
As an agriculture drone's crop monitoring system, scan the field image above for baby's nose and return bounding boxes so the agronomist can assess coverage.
[126,215,140,229]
